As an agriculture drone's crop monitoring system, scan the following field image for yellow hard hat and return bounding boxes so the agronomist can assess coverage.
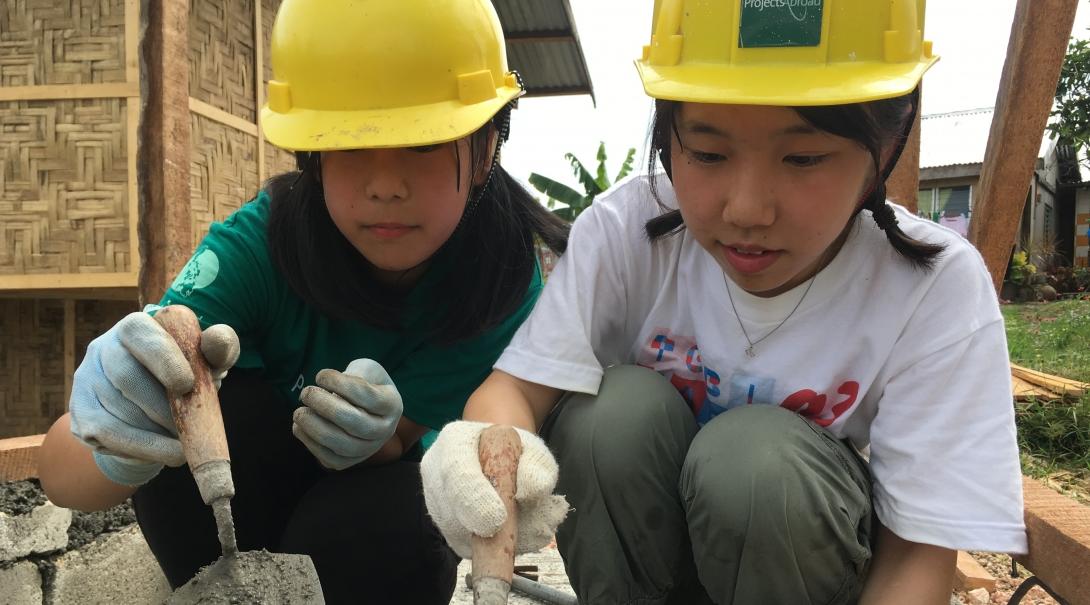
[636,0,939,106]
[261,0,524,151]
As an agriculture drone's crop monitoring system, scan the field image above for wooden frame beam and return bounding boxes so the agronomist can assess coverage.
[189,97,259,136]
[0,273,138,291]
[968,0,1079,291]
[0,82,138,102]
[255,0,267,185]
[139,0,193,306]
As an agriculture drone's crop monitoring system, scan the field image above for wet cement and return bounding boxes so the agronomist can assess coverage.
[168,550,324,604]
[0,479,136,589]
[0,480,47,516]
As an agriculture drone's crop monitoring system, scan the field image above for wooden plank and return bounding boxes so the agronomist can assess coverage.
[255,0,267,185]
[188,97,260,137]
[955,551,996,592]
[885,85,922,214]
[0,435,45,482]
[64,299,75,406]
[0,272,138,291]
[125,0,140,84]
[1012,374,1055,401]
[125,0,140,279]
[128,97,141,276]
[1011,362,1089,399]
[139,0,193,306]
[967,0,1079,292]
[0,288,137,301]
[0,82,138,102]
[1016,476,1090,605]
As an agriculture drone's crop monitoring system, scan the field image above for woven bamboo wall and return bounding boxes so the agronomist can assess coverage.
[191,114,260,248]
[1,0,294,438]
[189,0,256,123]
[0,0,139,289]
[0,300,64,438]
[187,0,295,247]
[0,99,132,276]
[0,298,136,439]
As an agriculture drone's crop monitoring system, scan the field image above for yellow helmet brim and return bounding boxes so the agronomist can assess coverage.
[636,56,939,107]
[261,85,522,151]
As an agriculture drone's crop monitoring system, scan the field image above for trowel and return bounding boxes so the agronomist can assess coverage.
[154,305,324,604]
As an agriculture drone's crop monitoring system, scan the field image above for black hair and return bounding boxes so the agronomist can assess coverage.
[645,88,945,269]
[264,106,569,343]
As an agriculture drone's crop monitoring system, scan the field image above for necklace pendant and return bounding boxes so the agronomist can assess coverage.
[745,345,756,358]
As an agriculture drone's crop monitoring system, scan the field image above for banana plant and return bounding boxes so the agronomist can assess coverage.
[529,142,637,221]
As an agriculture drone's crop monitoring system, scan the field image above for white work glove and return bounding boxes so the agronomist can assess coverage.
[69,311,240,486]
[292,359,403,470]
[420,421,570,559]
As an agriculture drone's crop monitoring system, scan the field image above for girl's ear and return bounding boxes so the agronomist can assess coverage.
[473,128,499,186]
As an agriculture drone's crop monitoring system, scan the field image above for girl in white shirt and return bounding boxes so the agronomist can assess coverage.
[422,2,1026,603]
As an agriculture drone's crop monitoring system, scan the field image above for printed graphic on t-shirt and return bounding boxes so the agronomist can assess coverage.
[638,327,859,427]
[170,246,220,297]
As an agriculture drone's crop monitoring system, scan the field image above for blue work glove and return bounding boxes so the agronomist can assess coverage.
[292,359,403,470]
[69,311,240,486]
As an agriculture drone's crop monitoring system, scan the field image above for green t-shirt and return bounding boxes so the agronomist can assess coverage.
[158,191,541,430]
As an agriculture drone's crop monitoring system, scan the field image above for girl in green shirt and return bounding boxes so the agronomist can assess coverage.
[38,1,566,603]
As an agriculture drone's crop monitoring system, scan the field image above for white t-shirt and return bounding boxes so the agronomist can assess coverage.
[497,174,1027,554]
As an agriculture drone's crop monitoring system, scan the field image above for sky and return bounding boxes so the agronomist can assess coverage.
[500,0,1090,194]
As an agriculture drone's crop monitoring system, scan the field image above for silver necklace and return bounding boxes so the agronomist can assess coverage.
[724,273,817,358]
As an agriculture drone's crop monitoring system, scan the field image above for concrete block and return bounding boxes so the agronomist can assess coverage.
[49,525,170,605]
[0,503,71,562]
[0,561,43,605]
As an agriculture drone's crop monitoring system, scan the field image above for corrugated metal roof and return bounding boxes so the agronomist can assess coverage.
[493,0,594,99]
[920,107,1052,169]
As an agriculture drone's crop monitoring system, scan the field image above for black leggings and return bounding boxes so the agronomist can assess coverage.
[132,369,459,604]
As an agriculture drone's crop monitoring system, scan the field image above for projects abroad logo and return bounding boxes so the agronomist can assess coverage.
[740,0,824,48]
[742,0,822,11]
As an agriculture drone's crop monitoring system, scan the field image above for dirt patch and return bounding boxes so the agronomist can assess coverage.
[168,550,323,604]
[0,480,47,516]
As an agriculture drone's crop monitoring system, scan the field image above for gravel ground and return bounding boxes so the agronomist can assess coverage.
[951,552,1061,605]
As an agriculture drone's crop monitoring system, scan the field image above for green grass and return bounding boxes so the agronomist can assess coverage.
[1003,300,1090,495]
[1003,299,1090,382]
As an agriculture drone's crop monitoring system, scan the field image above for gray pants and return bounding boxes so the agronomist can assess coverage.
[542,365,873,605]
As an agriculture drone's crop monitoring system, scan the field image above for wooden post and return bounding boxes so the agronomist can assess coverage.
[138,0,193,306]
[255,0,267,185]
[886,89,922,214]
[967,0,1078,292]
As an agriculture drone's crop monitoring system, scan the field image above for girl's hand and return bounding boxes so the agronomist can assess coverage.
[68,312,240,486]
[293,359,403,470]
[420,420,570,559]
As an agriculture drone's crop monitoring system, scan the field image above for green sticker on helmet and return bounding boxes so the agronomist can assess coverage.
[739,0,824,48]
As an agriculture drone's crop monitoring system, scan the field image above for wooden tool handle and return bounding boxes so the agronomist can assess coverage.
[154,305,230,470]
[471,425,523,605]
